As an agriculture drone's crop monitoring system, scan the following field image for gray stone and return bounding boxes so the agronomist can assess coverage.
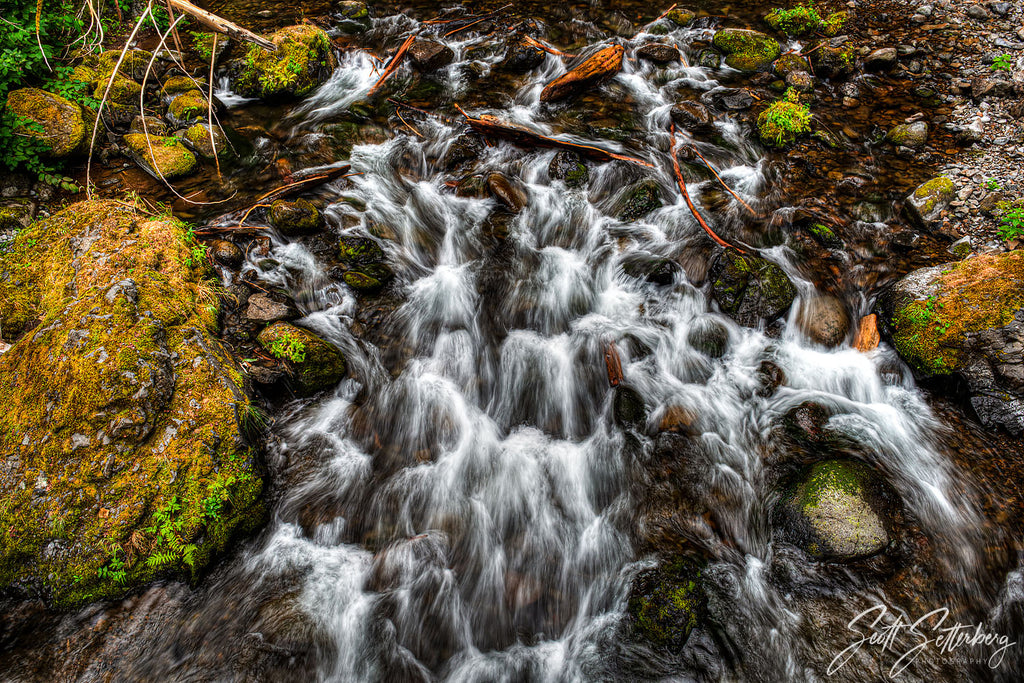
[245,293,292,323]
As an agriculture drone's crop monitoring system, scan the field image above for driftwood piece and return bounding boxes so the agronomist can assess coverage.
[167,0,276,51]
[369,34,417,95]
[854,314,880,352]
[539,44,624,102]
[455,105,653,167]
[669,126,744,253]
[605,341,623,387]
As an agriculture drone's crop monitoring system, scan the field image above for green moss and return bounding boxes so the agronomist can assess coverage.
[628,559,703,647]
[757,88,811,147]
[911,176,954,216]
[270,198,323,235]
[93,72,142,106]
[666,9,696,26]
[184,123,230,160]
[765,4,823,35]
[235,25,336,99]
[808,222,843,248]
[888,252,1024,375]
[823,11,848,36]
[0,200,265,606]
[5,88,85,158]
[712,29,781,72]
[96,49,154,81]
[162,75,202,96]
[619,180,662,221]
[257,322,346,394]
[123,133,199,179]
[168,89,209,122]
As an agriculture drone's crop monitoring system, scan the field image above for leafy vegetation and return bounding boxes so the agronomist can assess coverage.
[991,53,1013,73]
[757,88,812,147]
[997,201,1024,243]
[270,329,308,363]
[765,3,846,36]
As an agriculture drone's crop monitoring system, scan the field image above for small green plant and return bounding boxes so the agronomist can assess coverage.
[997,202,1024,243]
[765,3,846,36]
[270,330,307,363]
[96,547,128,584]
[985,178,1001,191]
[991,53,1014,73]
[145,496,199,571]
[757,88,812,147]
[181,226,209,268]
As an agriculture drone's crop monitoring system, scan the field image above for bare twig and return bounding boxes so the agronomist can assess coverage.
[207,33,222,180]
[369,34,416,95]
[523,35,576,59]
[396,109,424,138]
[689,147,757,216]
[669,125,744,253]
[653,4,678,24]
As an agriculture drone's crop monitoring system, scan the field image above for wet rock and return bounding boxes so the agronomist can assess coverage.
[670,101,715,136]
[904,176,954,227]
[269,198,324,236]
[95,48,154,81]
[613,385,647,430]
[167,89,209,124]
[687,317,730,358]
[710,251,797,327]
[756,359,786,396]
[784,401,832,444]
[257,322,346,395]
[628,559,703,648]
[408,40,455,72]
[864,47,898,71]
[183,123,231,160]
[780,461,889,559]
[785,71,814,92]
[0,200,264,606]
[337,235,394,293]
[876,253,1024,435]
[487,173,527,212]
[712,29,781,72]
[209,239,244,267]
[245,293,293,324]
[129,115,169,137]
[805,222,843,249]
[93,72,143,106]
[666,9,696,26]
[5,88,85,158]
[810,46,855,79]
[886,121,928,149]
[773,53,808,78]
[618,180,663,221]
[442,134,482,169]
[233,25,336,99]
[0,199,35,232]
[455,174,489,199]
[719,89,755,110]
[161,74,202,96]
[501,39,545,73]
[658,404,696,433]
[797,295,850,347]
[335,1,371,33]
[695,49,721,69]
[621,254,679,286]
[122,133,198,179]
[636,43,679,64]
[548,150,589,188]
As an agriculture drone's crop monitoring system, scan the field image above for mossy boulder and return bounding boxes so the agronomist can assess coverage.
[183,123,231,160]
[618,179,663,221]
[162,75,202,96]
[5,88,85,158]
[627,559,703,648]
[257,322,346,395]
[96,49,154,81]
[335,1,372,34]
[712,29,781,72]
[774,53,809,78]
[123,133,199,179]
[666,9,696,26]
[93,72,142,106]
[0,200,265,606]
[167,89,209,124]
[711,251,797,327]
[904,176,953,227]
[548,150,589,188]
[886,121,928,149]
[877,252,1024,434]
[810,46,855,79]
[757,94,812,147]
[337,235,394,293]
[233,25,336,100]
[779,461,889,560]
[269,198,323,236]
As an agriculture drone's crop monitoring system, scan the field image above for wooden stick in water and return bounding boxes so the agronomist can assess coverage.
[369,34,417,95]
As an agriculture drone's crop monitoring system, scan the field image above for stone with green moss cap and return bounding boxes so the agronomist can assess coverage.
[712,29,781,72]
[0,200,265,606]
[337,235,394,293]
[877,252,1024,434]
[270,198,324,235]
[257,321,347,395]
[233,25,337,100]
[711,251,797,327]
[123,133,199,179]
[783,460,889,559]
[904,176,954,227]
[184,123,231,160]
[627,558,704,647]
[5,88,85,158]
[93,71,143,106]
[168,89,210,123]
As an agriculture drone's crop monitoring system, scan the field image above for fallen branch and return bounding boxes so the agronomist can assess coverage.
[669,126,744,253]
[455,104,653,167]
[254,164,351,204]
[689,147,757,216]
[540,44,624,102]
[369,34,416,95]
[604,341,623,387]
[522,35,576,59]
[167,0,276,51]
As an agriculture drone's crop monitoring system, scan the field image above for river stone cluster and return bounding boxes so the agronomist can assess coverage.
[0,200,264,606]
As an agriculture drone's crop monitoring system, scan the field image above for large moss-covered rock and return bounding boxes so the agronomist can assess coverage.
[0,200,264,606]
[627,559,703,648]
[269,198,323,235]
[877,252,1024,434]
[167,89,210,124]
[904,176,954,227]
[183,123,231,160]
[5,88,85,158]
[233,25,336,99]
[712,29,780,72]
[710,251,797,327]
[780,461,889,559]
[123,133,198,179]
[257,322,346,395]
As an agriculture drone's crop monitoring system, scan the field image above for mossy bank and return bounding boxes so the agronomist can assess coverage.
[0,200,265,606]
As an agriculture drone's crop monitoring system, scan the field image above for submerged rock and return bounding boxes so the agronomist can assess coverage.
[0,200,264,606]
[501,38,545,73]
[337,234,394,293]
[780,461,889,560]
[710,251,797,327]
[886,121,929,149]
[904,176,954,227]
[487,173,527,212]
[257,322,346,395]
[670,101,715,136]
[877,252,1024,434]
[123,133,198,179]
[711,29,780,72]
[618,180,663,221]
[270,198,324,236]
[621,254,679,286]
[5,88,85,158]
[233,25,336,99]
[687,317,730,358]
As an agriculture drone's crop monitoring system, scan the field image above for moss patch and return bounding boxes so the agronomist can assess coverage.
[5,88,85,158]
[628,558,703,648]
[712,29,781,72]
[168,89,210,123]
[0,200,264,606]
[234,25,336,99]
[886,252,1024,375]
[257,322,346,394]
[123,133,199,179]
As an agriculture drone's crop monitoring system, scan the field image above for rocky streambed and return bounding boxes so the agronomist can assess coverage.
[1,0,1023,681]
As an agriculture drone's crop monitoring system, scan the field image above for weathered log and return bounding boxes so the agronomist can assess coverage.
[539,44,625,102]
[167,0,276,51]
[455,105,653,167]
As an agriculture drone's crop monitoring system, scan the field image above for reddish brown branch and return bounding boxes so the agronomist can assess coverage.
[369,34,416,95]
[669,126,745,253]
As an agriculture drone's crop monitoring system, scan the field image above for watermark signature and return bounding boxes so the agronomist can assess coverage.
[828,604,1016,678]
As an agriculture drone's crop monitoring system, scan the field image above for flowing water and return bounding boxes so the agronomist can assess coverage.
[4,3,1023,682]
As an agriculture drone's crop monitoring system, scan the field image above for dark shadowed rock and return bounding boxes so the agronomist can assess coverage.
[408,40,455,72]
[710,251,797,327]
[636,43,680,64]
